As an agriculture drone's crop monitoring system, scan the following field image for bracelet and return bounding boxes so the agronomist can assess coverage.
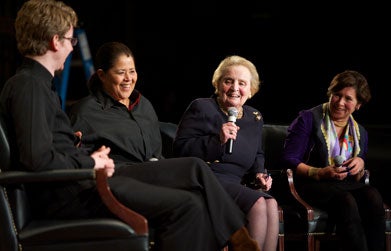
[308,167,320,180]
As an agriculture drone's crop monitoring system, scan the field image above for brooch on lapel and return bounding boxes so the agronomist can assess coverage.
[253,112,262,121]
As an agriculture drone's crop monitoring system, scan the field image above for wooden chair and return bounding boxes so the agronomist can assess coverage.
[259,124,390,251]
[286,168,391,251]
[385,204,391,251]
[0,116,149,251]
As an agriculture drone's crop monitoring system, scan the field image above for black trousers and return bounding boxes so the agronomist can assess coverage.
[299,180,385,251]
[104,157,246,251]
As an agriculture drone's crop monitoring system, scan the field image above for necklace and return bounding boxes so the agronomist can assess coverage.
[216,98,243,119]
[333,120,348,128]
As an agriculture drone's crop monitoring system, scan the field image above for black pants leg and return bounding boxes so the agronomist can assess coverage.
[300,181,385,251]
[353,186,385,251]
[110,157,246,250]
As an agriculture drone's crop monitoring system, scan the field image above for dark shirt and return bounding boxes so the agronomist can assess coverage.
[0,57,95,217]
[173,97,265,180]
[173,98,270,213]
[69,89,163,166]
[0,57,93,171]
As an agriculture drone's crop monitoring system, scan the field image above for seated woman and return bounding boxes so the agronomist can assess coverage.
[68,41,260,251]
[173,55,279,251]
[282,70,385,251]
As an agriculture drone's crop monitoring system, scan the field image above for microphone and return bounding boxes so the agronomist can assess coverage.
[227,107,238,154]
[333,155,346,167]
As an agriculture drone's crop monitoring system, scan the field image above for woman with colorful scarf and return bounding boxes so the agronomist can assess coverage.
[282,70,385,251]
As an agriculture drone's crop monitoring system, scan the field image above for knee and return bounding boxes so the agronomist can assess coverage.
[189,156,208,167]
[366,187,384,206]
[251,198,279,216]
[183,156,209,169]
[171,193,211,227]
[182,193,205,214]
[185,157,214,177]
[266,198,278,210]
[365,187,385,215]
[251,197,267,213]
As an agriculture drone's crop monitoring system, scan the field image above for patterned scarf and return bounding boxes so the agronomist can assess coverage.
[320,103,361,165]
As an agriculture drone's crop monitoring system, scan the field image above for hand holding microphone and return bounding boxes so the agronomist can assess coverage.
[333,155,351,175]
[333,155,346,168]
[226,107,238,154]
[334,155,363,179]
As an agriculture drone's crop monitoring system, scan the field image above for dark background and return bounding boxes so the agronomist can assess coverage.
[1,0,390,223]
[1,0,390,126]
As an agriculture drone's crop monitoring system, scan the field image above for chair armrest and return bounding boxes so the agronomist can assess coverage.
[0,169,148,235]
[0,169,95,184]
[95,169,148,235]
[384,203,391,219]
[286,168,315,220]
[278,205,284,223]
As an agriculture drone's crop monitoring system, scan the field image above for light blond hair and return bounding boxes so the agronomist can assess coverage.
[212,55,260,96]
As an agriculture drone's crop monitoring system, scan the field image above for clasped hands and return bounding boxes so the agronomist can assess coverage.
[74,131,115,177]
[91,145,115,177]
[320,157,365,181]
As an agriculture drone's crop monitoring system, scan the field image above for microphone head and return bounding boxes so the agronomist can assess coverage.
[333,155,346,167]
[227,107,238,117]
[227,107,238,122]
